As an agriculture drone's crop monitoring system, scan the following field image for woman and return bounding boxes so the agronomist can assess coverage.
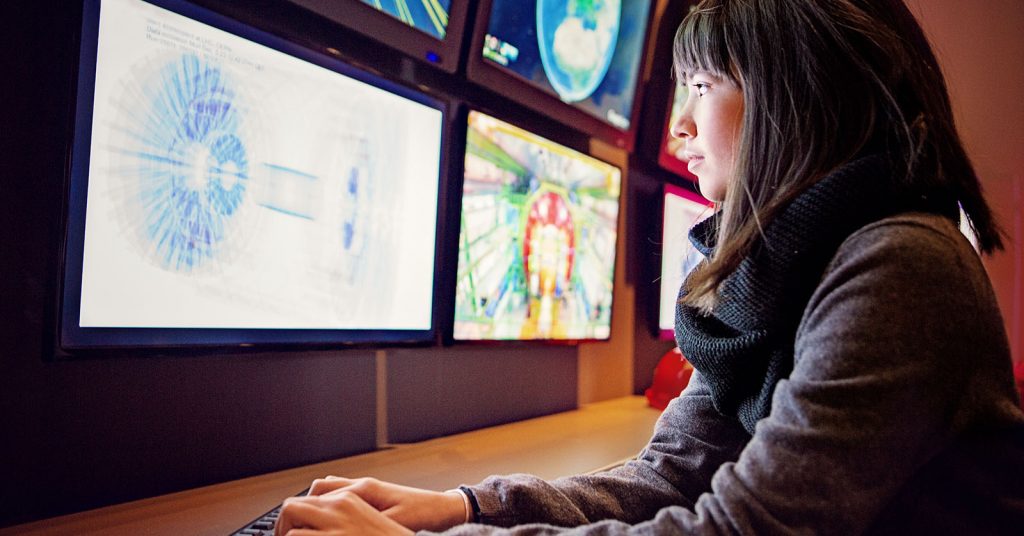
[276,0,1024,534]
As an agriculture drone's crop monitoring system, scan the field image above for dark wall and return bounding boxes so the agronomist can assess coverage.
[388,346,577,443]
[628,165,680,395]
[0,0,579,527]
[0,351,379,527]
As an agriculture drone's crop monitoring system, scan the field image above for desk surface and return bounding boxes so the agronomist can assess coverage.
[3,396,661,536]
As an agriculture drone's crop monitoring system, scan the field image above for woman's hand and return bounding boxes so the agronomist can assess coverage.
[300,476,469,532]
[274,491,413,536]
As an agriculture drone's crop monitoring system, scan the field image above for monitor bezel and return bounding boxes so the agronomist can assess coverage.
[657,182,714,340]
[445,105,625,345]
[58,0,453,352]
[465,0,656,151]
[283,0,472,75]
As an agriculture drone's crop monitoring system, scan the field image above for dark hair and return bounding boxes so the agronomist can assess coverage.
[674,0,1003,307]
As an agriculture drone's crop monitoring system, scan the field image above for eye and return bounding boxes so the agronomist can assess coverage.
[691,83,710,97]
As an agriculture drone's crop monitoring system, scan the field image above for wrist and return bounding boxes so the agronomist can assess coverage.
[442,489,471,526]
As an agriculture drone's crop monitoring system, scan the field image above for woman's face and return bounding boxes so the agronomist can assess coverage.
[670,71,744,202]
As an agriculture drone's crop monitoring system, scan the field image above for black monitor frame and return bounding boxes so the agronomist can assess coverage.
[284,0,472,74]
[57,0,454,352]
[465,0,656,151]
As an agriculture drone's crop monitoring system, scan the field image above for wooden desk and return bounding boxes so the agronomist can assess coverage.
[3,396,661,536]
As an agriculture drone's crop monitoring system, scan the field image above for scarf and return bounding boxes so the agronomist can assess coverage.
[674,153,957,435]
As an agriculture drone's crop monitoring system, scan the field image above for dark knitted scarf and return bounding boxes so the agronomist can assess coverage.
[675,153,957,435]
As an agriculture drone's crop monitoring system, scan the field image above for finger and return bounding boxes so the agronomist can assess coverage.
[324,492,407,530]
[276,497,334,534]
[275,498,315,536]
[309,475,354,496]
[333,477,380,498]
[284,493,405,536]
[320,477,385,507]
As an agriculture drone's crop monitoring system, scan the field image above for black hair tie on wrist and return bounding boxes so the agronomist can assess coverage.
[458,486,482,523]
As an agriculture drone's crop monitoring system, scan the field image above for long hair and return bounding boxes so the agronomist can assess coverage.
[674,0,1004,309]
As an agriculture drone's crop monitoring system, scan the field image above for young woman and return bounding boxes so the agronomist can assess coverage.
[275,0,1024,534]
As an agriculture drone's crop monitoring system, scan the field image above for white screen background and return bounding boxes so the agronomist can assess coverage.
[79,0,442,330]
[658,192,712,333]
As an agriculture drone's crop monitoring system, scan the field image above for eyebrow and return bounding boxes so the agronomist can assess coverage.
[685,70,722,82]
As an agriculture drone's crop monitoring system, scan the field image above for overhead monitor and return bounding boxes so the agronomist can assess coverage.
[453,110,622,342]
[467,0,654,149]
[60,0,446,349]
[286,0,471,73]
[658,82,698,181]
[658,183,714,339]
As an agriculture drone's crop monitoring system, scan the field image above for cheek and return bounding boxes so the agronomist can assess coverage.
[711,113,742,168]
[708,129,735,166]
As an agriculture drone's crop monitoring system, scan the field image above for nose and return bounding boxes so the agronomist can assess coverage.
[670,87,695,140]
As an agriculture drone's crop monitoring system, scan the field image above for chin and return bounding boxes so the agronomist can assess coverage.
[697,182,725,203]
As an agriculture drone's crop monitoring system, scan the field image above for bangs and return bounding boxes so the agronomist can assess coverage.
[673,2,734,82]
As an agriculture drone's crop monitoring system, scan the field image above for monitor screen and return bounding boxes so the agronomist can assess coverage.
[658,183,714,338]
[61,0,445,348]
[658,82,698,181]
[354,0,452,39]
[471,0,653,146]
[453,111,622,342]
[286,0,471,73]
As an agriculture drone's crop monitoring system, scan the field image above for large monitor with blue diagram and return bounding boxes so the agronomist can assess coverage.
[453,110,622,342]
[60,0,446,348]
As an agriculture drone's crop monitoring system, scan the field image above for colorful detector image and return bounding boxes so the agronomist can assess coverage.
[454,111,622,341]
[358,0,452,39]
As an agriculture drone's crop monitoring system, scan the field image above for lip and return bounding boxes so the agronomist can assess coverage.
[686,155,705,173]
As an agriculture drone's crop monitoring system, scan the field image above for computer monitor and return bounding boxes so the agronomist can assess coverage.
[467,0,654,149]
[658,82,698,181]
[453,110,622,342]
[285,0,471,73]
[59,0,447,349]
[658,183,714,339]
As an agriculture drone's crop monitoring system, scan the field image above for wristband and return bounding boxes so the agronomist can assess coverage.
[458,486,482,523]
[445,488,472,524]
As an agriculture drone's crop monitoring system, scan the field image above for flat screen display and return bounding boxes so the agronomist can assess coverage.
[61,0,445,348]
[355,0,453,39]
[658,82,698,181]
[454,111,622,342]
[477,0,652,134]
[658,183,713,338]
[287,0,470,73]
